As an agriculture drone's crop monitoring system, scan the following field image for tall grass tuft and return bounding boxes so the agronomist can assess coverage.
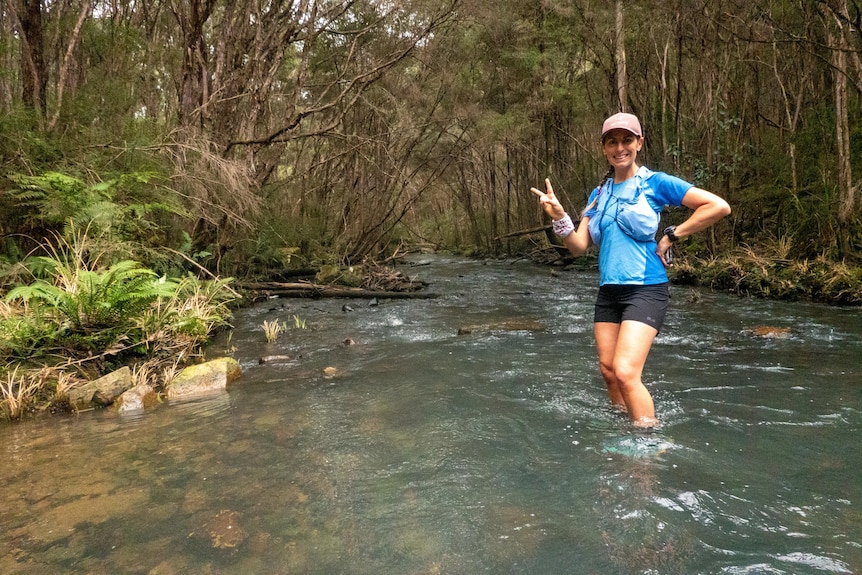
[0,366,42,421]
[262,319,284,343]
[139,274,237,359]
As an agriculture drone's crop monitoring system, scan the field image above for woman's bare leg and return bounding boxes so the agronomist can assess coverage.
[594,322,626,410]
[594,320,659,427]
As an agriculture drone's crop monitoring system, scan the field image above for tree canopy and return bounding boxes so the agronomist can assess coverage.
[1,0,860,277]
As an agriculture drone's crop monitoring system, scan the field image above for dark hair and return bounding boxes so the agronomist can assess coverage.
[582,165,614,215]
[597,165,614,190]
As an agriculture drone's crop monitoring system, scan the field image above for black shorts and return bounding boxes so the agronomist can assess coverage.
[594,283,670,332]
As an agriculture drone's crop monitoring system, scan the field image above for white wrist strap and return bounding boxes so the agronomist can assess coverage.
[552,214,575,238]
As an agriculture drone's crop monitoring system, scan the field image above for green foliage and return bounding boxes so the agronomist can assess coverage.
[677,249,862,305]
[1,229,236,363]
[179,231,212,263]
[1,0,861,306]
[0,266,238,418]
[0,302,65,361]
[8,172,101,228]
[137,274,237,356]
[6,258,175,331]
[5,257,177,355]
[7,171,186,243]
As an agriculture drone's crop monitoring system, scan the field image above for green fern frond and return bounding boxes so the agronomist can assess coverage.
[5,281,64,307]
[70,200,123,230]
[6,258,176,331]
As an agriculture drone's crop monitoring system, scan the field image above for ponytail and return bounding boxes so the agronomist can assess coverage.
[581,165,614,216]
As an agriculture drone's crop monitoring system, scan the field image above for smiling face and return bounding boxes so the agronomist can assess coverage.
[601,129,643,181]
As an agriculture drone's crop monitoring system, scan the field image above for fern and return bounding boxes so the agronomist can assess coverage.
[8,170,187,251]
[3,221,237,361]
[8,172,106,227]
[6,259,177,331]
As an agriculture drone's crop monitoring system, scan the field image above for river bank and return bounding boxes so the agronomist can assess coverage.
[530,246,862,305]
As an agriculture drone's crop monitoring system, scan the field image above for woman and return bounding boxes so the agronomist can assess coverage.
[531,112,730,428]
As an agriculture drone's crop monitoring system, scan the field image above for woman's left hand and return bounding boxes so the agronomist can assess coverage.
[656,235,674,267]
[656,186,731,268]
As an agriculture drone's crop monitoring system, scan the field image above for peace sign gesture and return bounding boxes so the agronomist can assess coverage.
[530,178,567,221]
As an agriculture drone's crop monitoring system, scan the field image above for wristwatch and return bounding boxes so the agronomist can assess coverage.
[664,225,680,243]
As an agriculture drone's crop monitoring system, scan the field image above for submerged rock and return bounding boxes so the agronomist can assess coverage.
[457,319,544,336]
[749,326,792,338]
[203,509,247,550]
[258,354,293,364]
[166,358,242,400]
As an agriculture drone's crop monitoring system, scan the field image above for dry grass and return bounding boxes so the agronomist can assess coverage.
[160,356,185,390]
[0,366,43,420]
[163,131,261,238]
[262,319,284,343]
[54,369,87,400]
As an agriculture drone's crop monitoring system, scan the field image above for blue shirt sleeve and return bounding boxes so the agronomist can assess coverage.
[644,171,692,208]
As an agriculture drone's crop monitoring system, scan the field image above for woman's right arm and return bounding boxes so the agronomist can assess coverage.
[562,216,591,256]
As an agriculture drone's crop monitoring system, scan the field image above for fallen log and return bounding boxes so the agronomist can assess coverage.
[238,281,439,299]
[493,224,552,241]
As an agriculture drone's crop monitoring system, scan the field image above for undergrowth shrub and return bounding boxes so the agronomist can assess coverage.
[675,248,862,304]
[0,232,239,419]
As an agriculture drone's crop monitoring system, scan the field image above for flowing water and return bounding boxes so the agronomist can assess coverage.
[2,255,861,575]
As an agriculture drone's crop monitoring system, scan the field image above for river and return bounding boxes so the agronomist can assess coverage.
[1,255,860,574]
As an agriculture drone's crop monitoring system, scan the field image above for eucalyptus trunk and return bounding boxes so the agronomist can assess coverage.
[614,0,627,111]
[14,0,47,116]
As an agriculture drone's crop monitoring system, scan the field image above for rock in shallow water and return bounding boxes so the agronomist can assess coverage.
[67,366,133,409]
[203,509,247,550]
[115,384,159,413]
[166,358,241,400]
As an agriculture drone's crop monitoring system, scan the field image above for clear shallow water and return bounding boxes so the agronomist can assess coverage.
[1,255,861,574]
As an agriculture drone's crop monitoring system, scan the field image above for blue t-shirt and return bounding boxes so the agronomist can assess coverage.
[583,168,692,286]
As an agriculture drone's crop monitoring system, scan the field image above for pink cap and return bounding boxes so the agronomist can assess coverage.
[601,112,642,139]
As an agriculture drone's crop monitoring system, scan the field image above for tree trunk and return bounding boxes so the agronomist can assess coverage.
[658,36,670,154]
[171,0,216,128]
[829,8,855,257]
[14,0,47,116]
[614,0,627,111]
[47,0,92,131]
[673,2,683,170]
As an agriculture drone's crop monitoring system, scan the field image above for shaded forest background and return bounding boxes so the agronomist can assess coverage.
[1,0,861,300]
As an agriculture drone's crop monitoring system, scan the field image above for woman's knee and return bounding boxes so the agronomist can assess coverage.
[611,359,642,388]
[598,360,615,381]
